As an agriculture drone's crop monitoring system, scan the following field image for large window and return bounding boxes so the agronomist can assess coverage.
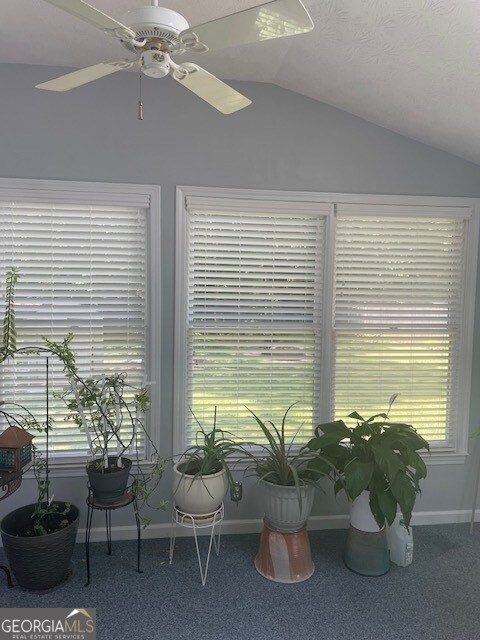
[175,188,479,461]
[0,179,160,461]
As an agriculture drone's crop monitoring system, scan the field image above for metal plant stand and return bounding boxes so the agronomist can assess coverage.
[0,468,25,588]
[84,481,142,586]
[169,504,224,586]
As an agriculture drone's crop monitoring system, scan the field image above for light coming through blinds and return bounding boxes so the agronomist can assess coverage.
[0,202,147,457]
[333,211,467,447]
[185,207,326,445]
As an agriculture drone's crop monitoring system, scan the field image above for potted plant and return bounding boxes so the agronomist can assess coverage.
[1,268,166,524]
[238,405,331,533]
[173,407,237,515]
[0,412,80,591]
[0,271,79,590]
[307,394,429,575]
[235,405,332,583]
[56,371,161,510]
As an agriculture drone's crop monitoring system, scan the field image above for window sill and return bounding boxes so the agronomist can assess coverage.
[421,451,468,465]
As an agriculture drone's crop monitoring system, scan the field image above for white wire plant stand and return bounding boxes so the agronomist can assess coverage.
[169,503,224,586]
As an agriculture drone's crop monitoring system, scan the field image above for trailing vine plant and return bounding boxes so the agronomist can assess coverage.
[1,267,19,361]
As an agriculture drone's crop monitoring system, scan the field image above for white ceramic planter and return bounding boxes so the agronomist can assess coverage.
[259,480,315,532]
[172,462,229,515]
[350,490,384,532]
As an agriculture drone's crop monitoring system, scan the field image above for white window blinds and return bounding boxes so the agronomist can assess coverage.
[0,201,147,457]
[182,203,328,445]
[333,205,469,447]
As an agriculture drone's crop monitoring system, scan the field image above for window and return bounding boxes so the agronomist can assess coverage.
[175,188,479,461]
[0,179,161,461]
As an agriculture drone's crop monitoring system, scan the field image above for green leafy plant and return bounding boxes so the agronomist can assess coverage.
[307,395,430,528]
[177,407,237,491]
[1,268,167,528]
[1,268,67,535]
[53,347,167,526]
[236,404,333,497]
[59,373,149,466]
[0,395,70,536]
[57,372,167,527]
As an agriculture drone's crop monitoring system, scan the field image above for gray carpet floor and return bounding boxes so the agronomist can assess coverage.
[1,524,479,640]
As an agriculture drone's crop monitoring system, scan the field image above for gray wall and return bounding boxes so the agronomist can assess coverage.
[2,63,480,534]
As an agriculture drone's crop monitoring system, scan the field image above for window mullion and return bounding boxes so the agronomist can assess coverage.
[318,204,336,424]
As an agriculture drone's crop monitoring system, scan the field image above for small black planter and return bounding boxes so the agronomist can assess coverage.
[87,456,132,504]
[0,501,79,591]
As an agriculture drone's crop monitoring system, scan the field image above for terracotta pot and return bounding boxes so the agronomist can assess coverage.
[255,518,314,583]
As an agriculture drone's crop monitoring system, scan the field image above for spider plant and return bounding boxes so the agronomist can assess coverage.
[237,404,333,495]
[176,407,237,491]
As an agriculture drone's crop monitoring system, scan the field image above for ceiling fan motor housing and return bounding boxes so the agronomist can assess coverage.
[141,50,170,78]
[120,6,189,53]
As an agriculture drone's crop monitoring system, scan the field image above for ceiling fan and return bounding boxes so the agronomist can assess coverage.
[36,0,314,114]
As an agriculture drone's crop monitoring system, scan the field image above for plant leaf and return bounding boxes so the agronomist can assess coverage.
[307,433,346,450]
[306,456,332,479]
[334,478,344,497]
[367,413,388,422]
[344,461,375,501]
[348,411,365,422]
[407,450,427,480]
[368,490,385,529]
[316,420,351,439]
[377,488,397,526]
[390,473,416,522]
[371,444,404,482]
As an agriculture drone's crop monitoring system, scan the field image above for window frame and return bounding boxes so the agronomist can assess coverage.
[175,185,480,465]
[0,178,161,476]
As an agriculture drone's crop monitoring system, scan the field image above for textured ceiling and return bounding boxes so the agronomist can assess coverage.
[3,1,480,164]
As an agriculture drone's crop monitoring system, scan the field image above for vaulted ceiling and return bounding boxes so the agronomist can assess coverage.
[3,1,480,164]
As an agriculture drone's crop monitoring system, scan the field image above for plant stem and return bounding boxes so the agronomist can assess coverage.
[46,357,49,505]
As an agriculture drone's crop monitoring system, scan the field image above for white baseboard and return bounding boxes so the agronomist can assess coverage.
[410,509,480,526]
[74,509,480,544]
[0,510,477,547]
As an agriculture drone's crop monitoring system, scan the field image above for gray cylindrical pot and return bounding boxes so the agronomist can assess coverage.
[1,501,79,591]
[87,456,132,504]
[259,480,315,532]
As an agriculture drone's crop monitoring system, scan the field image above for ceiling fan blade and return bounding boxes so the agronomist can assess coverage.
[43,0,135,38]
[36,61,132,92]
[180,0,313,53]
[172,65,251,114]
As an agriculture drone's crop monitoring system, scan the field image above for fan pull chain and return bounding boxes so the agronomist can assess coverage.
[138,73,144,121]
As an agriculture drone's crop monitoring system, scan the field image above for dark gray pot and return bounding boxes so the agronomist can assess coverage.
[1,501,79,591]
[86,456,132,504]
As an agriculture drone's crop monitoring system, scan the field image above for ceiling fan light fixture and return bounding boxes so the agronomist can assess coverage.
[141,50,170,78]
